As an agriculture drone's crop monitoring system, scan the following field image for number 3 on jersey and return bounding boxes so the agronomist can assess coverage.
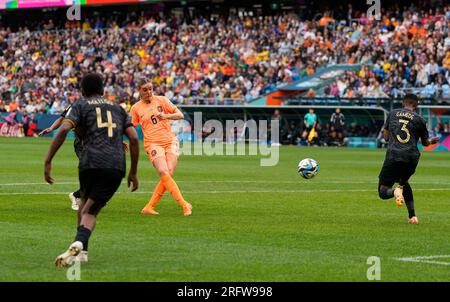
[396,119,410,144]
[96,107,117,137]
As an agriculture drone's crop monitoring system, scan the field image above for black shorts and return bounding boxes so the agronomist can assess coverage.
[79,169,124,214]
[378,160,418,186]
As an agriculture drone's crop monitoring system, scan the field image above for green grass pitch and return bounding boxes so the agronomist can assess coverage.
[1,136,449,281]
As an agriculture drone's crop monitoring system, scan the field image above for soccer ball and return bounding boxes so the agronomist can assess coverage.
[298,158,319,179]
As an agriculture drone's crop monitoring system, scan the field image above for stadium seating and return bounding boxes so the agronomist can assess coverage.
[0,3,449,116]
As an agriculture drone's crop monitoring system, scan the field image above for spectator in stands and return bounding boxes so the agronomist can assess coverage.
[21,111,38,137]
[425,58,440,83]
[444,122,450,133]
[0,4,449,111]
[306,88,317,98]
[0,102,6,113]
[8,100,19,113]
[4,111,20,126]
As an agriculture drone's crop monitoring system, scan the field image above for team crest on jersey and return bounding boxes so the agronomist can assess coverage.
[151,150,157,157]
[157,106,163,112]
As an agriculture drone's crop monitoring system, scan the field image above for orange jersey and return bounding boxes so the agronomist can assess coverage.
[130,96,177,147]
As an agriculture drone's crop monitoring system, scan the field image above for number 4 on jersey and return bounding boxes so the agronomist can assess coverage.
[96,107,117,137]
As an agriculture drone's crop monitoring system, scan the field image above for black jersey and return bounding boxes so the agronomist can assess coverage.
[384,108,429,163]
[65,97,132,173]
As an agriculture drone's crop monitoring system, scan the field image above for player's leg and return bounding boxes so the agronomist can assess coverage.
[69,140,83,211]
[165,150,191,215]
[378,181,395,199]
[141,152,178,214]
[73,189,81,199]
[378,180,404,206]
[152,149,191,216]
[55,169,122,267]
[378,160,404,206]
[402,182,418,224]
[55,198,97,267]
[141,146,166,215]
[144,146,182,212]
[399,162,419,224]
[141,182,165,214]
[165,140,191,215]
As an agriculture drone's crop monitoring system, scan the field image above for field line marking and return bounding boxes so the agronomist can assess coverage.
[393,255,450,266]
[2,180,450,186]
[1,188,450,196]
[0,182,79,186]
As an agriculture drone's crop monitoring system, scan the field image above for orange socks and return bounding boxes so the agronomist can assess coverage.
[142,181,165,213]
[160,174,187,207]
[148,181,166,207]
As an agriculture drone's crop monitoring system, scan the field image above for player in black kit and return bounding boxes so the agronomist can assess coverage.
[39,105,84,211]
[40,105,130,211]
[44,73,140,267]
[378,94,439,225]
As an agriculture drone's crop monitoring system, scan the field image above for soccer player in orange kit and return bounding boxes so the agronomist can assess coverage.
[130,79,192,216]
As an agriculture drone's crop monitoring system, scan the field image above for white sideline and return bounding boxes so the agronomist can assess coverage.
[1,180,450,186]
[1,188,450,196]
[393,255,450,266]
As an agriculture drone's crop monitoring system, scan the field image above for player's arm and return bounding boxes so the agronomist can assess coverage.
[39,116,64,136]
[158,98,184,120]
[44,121,72,184]
[158,107,184,120]
[129,105,140,127]
[124,126,139,192]
[421,136,440,146]
[383,129,389,141]
[420,121,439,146]
[40,105,72,136]
[383,112,391,141]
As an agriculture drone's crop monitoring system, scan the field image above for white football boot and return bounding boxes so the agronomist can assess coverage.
[69,192,80,211]
[408,216,419,225]
[393,186,404,207]
[76,250,88,262]
[55,241,83,268]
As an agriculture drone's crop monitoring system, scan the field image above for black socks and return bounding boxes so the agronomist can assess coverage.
[73,190,81,199]
[75,225,92,251]
[403,183,416,218]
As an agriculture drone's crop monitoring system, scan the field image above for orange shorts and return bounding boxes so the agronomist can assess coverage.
[145,138,180,162]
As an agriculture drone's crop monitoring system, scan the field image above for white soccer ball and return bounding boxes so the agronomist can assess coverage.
[298,158,319,179]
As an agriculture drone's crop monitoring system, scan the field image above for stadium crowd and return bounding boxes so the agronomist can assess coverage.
[0,3,449,118]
